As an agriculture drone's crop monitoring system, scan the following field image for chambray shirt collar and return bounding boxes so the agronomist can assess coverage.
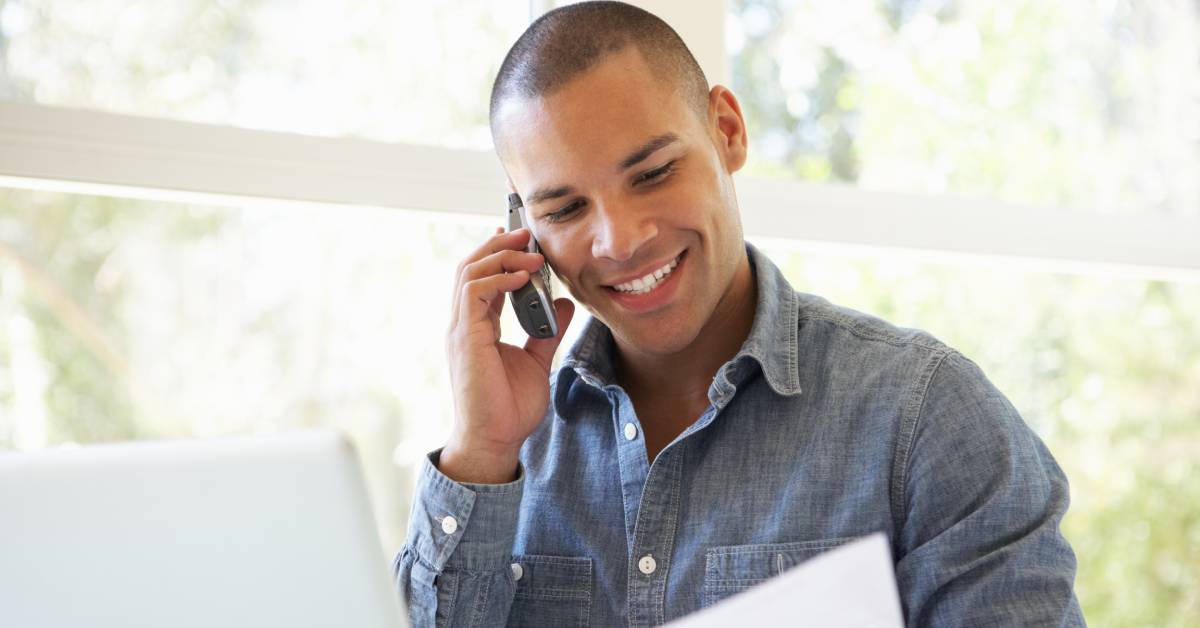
[556,242,802,407]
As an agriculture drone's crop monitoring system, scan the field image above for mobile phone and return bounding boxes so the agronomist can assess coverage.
[506,193,559,339]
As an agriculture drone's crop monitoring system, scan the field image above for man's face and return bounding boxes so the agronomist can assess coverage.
[494,46,748,357]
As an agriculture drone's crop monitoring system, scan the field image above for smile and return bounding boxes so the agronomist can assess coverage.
[610,254,681,294]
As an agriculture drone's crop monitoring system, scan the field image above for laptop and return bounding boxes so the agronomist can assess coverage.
[0,430,408,628]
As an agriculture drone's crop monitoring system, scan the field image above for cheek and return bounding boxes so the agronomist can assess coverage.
[668,179,725,230]
[538,232,585,285]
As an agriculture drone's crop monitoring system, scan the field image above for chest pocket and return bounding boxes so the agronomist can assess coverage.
[702,537,854,608]
[507,554,592,628]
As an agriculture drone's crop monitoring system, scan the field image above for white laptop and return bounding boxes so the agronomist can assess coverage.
[0,430,408,628]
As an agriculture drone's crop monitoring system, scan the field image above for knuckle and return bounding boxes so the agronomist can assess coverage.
[499,249,522,267]
[462,277,494,300]
[461,279,479,298]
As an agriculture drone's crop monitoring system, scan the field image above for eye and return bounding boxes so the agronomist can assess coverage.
[544,200,583,224]
[634,161,675,186]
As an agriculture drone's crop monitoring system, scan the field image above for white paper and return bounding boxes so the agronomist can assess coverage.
[666,533,904,627]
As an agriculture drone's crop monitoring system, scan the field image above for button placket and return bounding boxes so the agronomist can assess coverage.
[610,389,651,553]
[626,449,683,626]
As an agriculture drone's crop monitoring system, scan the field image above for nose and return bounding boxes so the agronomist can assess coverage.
[590,200,657,262]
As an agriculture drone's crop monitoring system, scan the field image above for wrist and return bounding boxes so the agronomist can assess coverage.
[438,438,521,485]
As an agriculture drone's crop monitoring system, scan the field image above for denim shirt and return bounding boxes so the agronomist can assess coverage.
[395,243,1084,627]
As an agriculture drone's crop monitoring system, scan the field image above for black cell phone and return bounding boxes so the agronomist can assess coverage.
[506,193,558,339]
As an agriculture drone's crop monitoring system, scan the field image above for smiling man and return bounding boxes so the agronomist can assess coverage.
[395,2,1084,627]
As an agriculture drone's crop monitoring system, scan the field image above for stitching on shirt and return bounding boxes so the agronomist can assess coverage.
[788,287,799,391]
[656,450,685,626]
[439,569,458,627]
[708,578,773,587]
[891,349,954,538]
[469,572,491,628]
[721,280,801,397]
[512,555,594,566]
[515,588,591,600]
[704,537,854,556]
[580,576,593,628]
[797,304,948,354]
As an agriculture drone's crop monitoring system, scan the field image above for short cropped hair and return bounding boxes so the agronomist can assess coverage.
[489,1,710,138]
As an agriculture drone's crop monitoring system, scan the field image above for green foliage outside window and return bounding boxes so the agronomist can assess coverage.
[1,1,1197,625]
[735,0,1200,623]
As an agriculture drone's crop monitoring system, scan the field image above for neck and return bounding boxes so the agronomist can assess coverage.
[614,251,757,401]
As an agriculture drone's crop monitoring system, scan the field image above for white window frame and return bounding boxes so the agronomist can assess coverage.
[1,0,1197,280]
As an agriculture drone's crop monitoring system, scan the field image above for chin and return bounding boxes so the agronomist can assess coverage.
[608,315,701,357]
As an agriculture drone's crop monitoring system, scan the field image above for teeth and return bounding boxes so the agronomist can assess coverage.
[612,255,680,294]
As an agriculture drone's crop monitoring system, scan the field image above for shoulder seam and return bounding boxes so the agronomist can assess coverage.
[890,347,957,538]
[797,307,948,353]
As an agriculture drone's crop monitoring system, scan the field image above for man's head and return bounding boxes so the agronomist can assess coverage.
[489,1,710,136]
[490,1,752,359]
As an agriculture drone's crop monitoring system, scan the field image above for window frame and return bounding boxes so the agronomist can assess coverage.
[0,0,1196,279]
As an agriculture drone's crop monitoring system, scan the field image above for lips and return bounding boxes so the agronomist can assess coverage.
[603,251,687,314]
[610,254,681,294]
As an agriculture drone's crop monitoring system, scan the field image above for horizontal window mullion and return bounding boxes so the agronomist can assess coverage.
[0,101,505,217]
[2,100,1197,277]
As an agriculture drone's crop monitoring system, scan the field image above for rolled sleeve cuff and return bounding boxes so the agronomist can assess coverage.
[404,448,524,573]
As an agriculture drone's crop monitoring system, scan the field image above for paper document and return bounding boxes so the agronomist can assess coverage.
[666,533,904,627]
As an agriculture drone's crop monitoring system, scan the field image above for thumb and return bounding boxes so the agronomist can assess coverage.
[524,298,576,371]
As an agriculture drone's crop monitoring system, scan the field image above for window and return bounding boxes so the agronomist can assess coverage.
[734,1,1200,622]
[731,0,1200,217]
[0,186,514,550]
[754,238,1200,624]
[1,1,1196,624]
[0,0,527,148]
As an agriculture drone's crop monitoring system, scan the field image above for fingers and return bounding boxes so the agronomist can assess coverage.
[458,269,533,331]
[523,298,577,371]
[455,246,544,324]
[459,228,532,276]
[450,227,539,324]
[461,247,545,284]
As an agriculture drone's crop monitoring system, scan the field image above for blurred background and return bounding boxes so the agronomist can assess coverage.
[0,1,1197,625]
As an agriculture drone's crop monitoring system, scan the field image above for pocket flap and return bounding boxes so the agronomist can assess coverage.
[705,537,855,590]
[511,554,592,600]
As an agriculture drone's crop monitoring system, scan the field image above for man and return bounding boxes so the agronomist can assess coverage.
[395,2,1084,626]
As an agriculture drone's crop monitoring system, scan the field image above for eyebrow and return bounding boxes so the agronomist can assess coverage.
[524,132,681,207]
[616,132,680,172]
[525,184,575,207]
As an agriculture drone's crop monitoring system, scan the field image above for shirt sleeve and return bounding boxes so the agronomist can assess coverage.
[893,351,1086,627]
[393,449,523,628]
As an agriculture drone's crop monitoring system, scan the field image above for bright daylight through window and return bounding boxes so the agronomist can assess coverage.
[0,1,1197,625]
[733,1,1199,623]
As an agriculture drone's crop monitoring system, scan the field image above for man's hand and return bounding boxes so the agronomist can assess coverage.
[441,227,575,484]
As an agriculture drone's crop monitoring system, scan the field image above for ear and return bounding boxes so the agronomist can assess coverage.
[706,85,748,174]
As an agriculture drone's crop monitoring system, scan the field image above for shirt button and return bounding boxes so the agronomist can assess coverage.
[638,554,657,575]
[623,423,638,440]
[441,515,458,535]
[510,563,524,581]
